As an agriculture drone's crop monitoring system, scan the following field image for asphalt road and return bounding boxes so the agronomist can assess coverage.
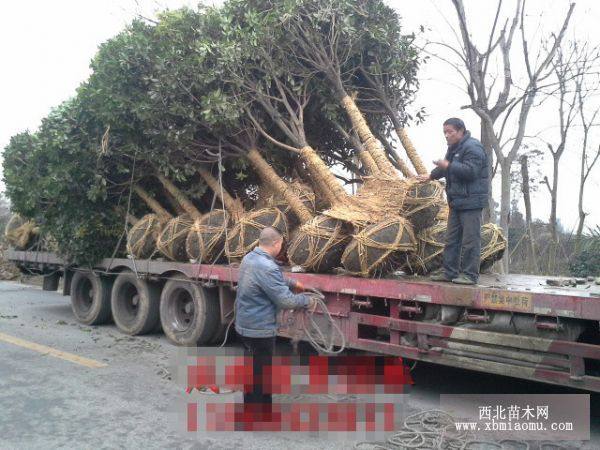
[0,281,598,449]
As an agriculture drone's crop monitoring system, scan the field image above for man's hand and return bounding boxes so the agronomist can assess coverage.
[293,280,305,293]
[415,174,431,182]
[307,295,319,311]
[433,159,450,170]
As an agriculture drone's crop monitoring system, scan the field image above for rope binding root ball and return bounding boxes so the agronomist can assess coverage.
[186,209,229,263]
[287,215,350,273]
[341,216,417,277]
[127,213,165,259]
[401,180,444,232]
[156,214,195,261]
[405,220,447,275]
[4,214,39,250]
[480,222,507,271]
[225,207,288,261]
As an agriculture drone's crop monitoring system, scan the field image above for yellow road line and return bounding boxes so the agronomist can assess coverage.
[0,332,107,368]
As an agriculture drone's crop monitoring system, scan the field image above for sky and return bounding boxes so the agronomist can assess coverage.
[1,0,599,232]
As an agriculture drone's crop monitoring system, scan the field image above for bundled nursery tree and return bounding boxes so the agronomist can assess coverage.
[2,93,128,264]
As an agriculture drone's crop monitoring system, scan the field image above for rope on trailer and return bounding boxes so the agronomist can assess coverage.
[298,293,346,355]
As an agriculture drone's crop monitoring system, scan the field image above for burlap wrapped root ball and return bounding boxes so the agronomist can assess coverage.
[4,214,38,250]
[341,216,417,277]
[156,214,195,261]
[186,209,229,263]
[402,181,444,231]
[405,221,447,275]
[225,208,288,261]
[436,203,449,221]
[126,214,166,259]
[287,215,350,273]
[480,223,507,271]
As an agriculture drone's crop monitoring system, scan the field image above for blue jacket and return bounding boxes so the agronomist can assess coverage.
[235,247,309,338]
[430,131,489,211]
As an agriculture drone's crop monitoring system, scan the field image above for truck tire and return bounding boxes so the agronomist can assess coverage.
[206,288,229,345]
[70,270,112,325]
[111,270,160,335]
[160,275,220,346]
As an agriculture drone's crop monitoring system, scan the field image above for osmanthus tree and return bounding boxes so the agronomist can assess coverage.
[196,0,419,275]
[346,2,427,175]
[271,0,421,179]
[2,94,125,265]
[82,17,220,262]
[2,131,40,219]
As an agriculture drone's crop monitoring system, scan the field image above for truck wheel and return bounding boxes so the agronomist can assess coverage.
[111,270,160,335]
[70,270,112,325]
[206,288,229,345]
[160,275,220,346]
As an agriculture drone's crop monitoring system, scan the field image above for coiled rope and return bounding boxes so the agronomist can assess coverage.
[353,409,550,450]
[219,291,345,355]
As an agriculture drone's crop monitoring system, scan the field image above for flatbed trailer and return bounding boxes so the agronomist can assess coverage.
[6,249,600,392]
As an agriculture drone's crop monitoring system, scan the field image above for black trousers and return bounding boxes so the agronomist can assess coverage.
[239,335,276,409]
[443,208,483,282]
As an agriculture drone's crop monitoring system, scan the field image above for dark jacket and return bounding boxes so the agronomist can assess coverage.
[235,247,309,338]
[430,131,489,210]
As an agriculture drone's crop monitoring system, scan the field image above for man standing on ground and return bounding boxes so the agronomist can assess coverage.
[235,226,316,421]
[416,118,489,285]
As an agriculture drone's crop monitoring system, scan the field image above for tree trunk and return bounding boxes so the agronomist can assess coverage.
[575,144,587,255]
[133,185,172,220]
[547,157,560,275]
[339,94,398,178]
[155,173,202,220]
[299,146,350,205]
[357,147,380,176]
[196,167,244,218]
[376,130,416,178]
[575,169,586,255]
[499,159,511,273]
[519,155,538,273]
[247,148,313,223]
[480,121,496,223]
[163,188,186,216]
[126,213,139,226]
[295,161,333,209]
[394,126,428,175]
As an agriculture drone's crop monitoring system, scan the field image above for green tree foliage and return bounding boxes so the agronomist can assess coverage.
[569,227,600,277]
[2,97,124,264]
[2,0,422,264]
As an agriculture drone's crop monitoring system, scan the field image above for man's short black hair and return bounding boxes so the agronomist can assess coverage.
[443,117,466,132]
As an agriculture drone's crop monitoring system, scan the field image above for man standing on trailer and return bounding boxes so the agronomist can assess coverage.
[416,118,489,285]
[235,226,316,423]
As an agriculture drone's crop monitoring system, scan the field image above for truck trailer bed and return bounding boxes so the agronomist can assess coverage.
[7,249,600,391]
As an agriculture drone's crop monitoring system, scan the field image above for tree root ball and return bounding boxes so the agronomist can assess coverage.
[402,181,444,231]
[436,203,449,221]
[225,208,288,261]
[480,223,507,271]
[287,215,350,273]
[156,214,194,261]
[4,214,38,250]
[404,221,447,275]
[186,209,229,263]
[342,216,417,277]
[126,214,165,259]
